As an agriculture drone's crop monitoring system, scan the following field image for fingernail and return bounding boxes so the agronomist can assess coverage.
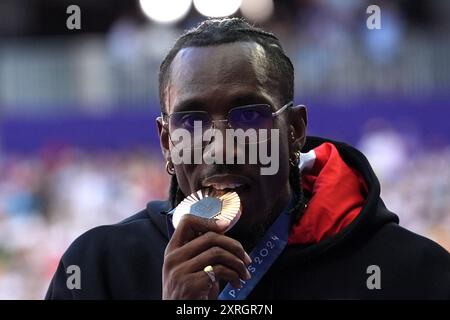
[244,252,252,265]
[245,269,252,280]
[215,219,230,229]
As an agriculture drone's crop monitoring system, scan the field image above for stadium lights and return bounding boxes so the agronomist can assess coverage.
[240,0,274,23]
[139,0,192,24]
[193,0,242,18]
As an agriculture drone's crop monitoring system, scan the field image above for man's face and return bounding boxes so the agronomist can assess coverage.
[158,41,306,245]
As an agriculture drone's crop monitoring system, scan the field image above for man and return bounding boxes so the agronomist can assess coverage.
[46,18,450,299]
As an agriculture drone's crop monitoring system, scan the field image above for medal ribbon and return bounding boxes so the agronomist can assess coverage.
[217,198,293,300]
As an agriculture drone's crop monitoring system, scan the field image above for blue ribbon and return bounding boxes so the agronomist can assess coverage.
[218,199,293,300]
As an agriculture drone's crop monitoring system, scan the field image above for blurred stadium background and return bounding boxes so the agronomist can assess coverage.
[0,0,449,299]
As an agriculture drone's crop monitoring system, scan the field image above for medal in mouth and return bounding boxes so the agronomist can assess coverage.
[171,188,241,232]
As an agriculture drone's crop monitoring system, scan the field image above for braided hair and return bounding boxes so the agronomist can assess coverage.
[287,157,308,226]
[159,17,294,113]
[161,18,306,225]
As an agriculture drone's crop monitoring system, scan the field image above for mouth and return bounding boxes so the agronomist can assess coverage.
[200,174,251,195]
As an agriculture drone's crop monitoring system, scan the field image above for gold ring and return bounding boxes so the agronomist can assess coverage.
[203,265,216,283]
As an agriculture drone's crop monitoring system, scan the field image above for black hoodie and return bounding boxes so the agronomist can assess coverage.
[45,137,450,299]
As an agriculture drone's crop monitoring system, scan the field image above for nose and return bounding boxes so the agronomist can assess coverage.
[211,119,229,129]
[203,120,241,164]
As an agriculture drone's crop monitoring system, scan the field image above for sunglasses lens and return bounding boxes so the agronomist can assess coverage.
[229,105,273,131]
[169,112,211,150]
[169,112,209,132]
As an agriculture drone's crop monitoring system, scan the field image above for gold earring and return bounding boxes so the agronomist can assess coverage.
[166,160,175,175]
[289,150,301,167]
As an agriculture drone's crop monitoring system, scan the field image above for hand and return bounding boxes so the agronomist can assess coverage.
[162,214,252,300]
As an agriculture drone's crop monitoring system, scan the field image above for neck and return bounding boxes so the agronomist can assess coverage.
[228,182,293,252]
[265,182,292,230]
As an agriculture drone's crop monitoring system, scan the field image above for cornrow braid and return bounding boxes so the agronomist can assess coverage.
[168,174,184,209]
[287,160,308,227]
[159,17,294,113]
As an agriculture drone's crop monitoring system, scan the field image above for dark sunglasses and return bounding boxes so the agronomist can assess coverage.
[161,101,293,148]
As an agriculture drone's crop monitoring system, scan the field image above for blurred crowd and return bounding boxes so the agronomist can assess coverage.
[0,148,169,299]
[1,137,449,299]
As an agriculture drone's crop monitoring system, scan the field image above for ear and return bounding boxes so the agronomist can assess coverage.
[288,104,307,153]
[156,116,171,161]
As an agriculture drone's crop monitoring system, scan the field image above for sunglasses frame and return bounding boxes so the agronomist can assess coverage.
[161,101,293,149]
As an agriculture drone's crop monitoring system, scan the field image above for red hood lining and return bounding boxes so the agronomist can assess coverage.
[288,142,368,245]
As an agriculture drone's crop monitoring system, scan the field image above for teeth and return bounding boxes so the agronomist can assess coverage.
[204,182,243,190]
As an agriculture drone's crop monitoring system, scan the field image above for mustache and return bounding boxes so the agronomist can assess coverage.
[197,164,250,180]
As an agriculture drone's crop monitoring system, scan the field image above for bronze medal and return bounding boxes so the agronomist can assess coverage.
[171,189,241,231]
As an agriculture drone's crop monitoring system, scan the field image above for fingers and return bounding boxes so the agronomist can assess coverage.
[210,265,244,289]
[163,271,213,300]
[166,214,229,252]
[183,246,252,282]
[170,231,252,265]
[191,265,243,294]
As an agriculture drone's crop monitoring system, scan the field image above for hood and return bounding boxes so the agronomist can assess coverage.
[283,136,399,254]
